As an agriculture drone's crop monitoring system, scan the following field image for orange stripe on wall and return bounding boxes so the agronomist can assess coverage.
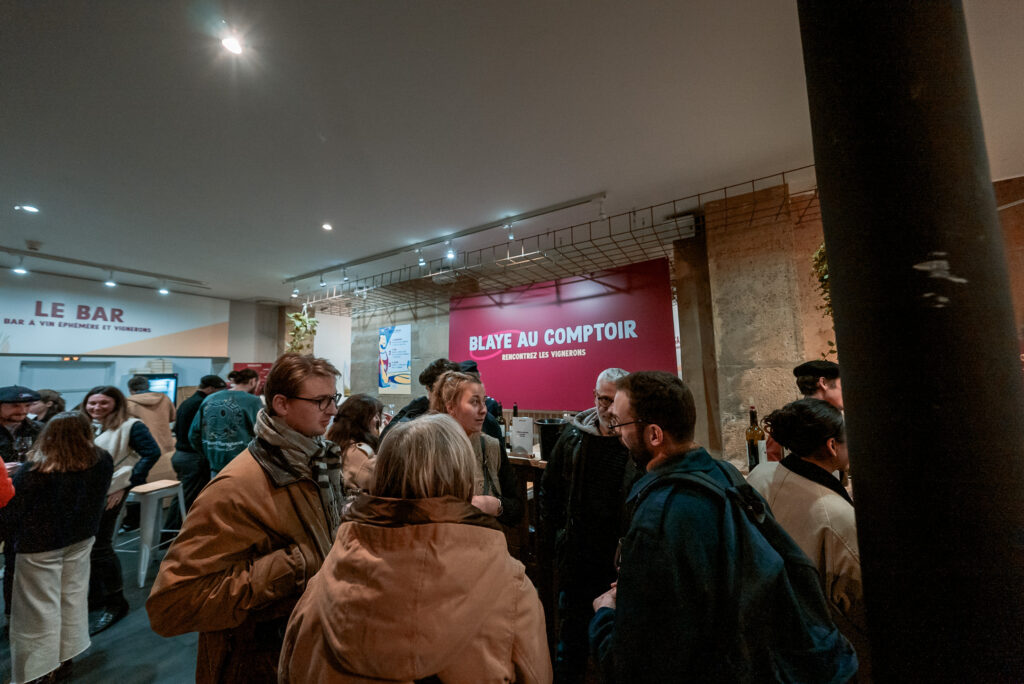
[88,321,229,356]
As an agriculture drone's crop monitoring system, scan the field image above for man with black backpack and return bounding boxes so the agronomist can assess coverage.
[588,371,858,683]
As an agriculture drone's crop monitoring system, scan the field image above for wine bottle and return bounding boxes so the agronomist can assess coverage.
[745,406,766,471]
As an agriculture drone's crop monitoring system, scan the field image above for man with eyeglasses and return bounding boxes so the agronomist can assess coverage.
[148,353,344,683]
[589,370,729,682]
[539,367,640,684]
[188,367,265,476]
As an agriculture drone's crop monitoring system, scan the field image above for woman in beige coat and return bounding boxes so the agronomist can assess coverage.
[279,413,552,684]
[746,398,871,680]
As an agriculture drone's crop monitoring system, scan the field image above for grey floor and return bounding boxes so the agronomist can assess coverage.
[1,532,199,683]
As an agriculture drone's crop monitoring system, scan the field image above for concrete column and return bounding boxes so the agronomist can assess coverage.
[797,2,1024,680]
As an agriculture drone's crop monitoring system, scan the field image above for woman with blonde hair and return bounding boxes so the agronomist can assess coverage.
[2,412,112,683]
[279,414,552,683]
[430,370,522,525]
[78,385,161,634]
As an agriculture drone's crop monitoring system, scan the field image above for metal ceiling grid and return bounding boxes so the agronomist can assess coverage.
[303,167,820,317]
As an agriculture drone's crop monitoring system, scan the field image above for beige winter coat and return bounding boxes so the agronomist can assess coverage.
[747,461,871,679]
[126,391,176,453]
[147,439,333,683]
[279,495,552,684]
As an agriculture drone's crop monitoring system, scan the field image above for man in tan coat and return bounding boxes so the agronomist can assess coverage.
[125,375,176,454]
[146,354,343,683]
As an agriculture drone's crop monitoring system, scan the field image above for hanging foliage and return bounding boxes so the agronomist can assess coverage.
[285,309,319,353]
[812,241,832,319]
[812,242,837,359]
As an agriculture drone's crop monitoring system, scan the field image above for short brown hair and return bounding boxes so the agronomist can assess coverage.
[263,353,340,416]
[616,371,696,443]
[429,371,482,415]
[29,412,99,473]
[372,414,475,500]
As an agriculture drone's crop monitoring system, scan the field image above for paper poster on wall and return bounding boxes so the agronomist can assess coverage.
[313,313,352,395]
[0,271,229,356]
[378,324,411,395]
[449,258,677,411]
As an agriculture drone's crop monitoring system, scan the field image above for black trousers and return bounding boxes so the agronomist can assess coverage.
[89,493,127,610]
[554,574,610,684]
[3,543,14,617]
[164,450,210,532]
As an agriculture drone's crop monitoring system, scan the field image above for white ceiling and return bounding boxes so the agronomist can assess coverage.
[2,1,1021,302]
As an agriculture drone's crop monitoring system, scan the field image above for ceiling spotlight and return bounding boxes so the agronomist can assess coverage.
[322,223,332,231]
[319,274,326,287]
[158,286,170,295]
[343,268,349,282]
[12,257,28,275]
[14,204,39,213]
[222,35,243,54]
[505,223,515,240]
[598,198,608,221]
[104,271,117,287]
[445,241,455,260]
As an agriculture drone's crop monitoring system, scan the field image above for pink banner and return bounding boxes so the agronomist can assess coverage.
[449,258,677,411]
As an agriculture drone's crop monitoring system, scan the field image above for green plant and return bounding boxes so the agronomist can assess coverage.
[285,309,319,353]
[812,241,832,318]
[813,242,837,359]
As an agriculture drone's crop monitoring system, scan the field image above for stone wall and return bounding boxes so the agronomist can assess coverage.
[704,184,828,469]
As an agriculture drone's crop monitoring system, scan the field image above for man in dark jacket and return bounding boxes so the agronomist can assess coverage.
[539,368,638,684]
[164,374,227,533]
[0,385,43,624]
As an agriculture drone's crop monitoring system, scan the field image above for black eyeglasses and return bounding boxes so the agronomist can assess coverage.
[286,394,342,411]
[607,419,645,431]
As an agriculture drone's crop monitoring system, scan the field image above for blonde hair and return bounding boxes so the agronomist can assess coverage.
[429,371,482,415]
[372,414,475,501]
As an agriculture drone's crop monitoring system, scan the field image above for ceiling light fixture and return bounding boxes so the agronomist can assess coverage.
[291,286,300,299]
[505,223,515,240]
[222,35,243,55]
[322,223,332,231]
[158,281,170,295]
[14,205,39,213]
[104,271,117,287]
[319,274,326,287]
[12,257,28,275]
[343,268,349,282]
[416,248,426,267]
[445,241,455,260]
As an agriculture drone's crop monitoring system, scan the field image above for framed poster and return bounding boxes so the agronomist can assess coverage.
[378,324,411,395]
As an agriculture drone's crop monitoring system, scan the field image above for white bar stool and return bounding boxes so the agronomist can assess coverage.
[116,479,186,587]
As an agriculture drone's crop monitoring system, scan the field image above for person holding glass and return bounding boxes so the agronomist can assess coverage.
[279,414,551,683]
[0,386,45,628]
[3,412,112,683]
[430,371,522,526]
[79,385,161,635]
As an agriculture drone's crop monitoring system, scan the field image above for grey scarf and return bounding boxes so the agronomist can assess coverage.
[254,410,345,536]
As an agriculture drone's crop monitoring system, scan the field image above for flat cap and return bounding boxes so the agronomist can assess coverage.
[199,375,227,389]
[0,385,41,404]
[793,360,840,379]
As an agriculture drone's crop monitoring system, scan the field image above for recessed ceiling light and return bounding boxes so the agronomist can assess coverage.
[14,205,39,213]
[322,223,332,231]
[222,36,243,54]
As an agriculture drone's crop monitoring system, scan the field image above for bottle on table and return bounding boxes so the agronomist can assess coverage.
[745,405,766,471]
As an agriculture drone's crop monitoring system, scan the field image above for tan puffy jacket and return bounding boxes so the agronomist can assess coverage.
[279,495,552,684]
[126,391,176,454]
[147,439,333,683]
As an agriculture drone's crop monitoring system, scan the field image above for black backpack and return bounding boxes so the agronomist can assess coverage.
[632,459,859,683]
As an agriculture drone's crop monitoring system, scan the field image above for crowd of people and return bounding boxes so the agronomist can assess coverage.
[0,352,870,683]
